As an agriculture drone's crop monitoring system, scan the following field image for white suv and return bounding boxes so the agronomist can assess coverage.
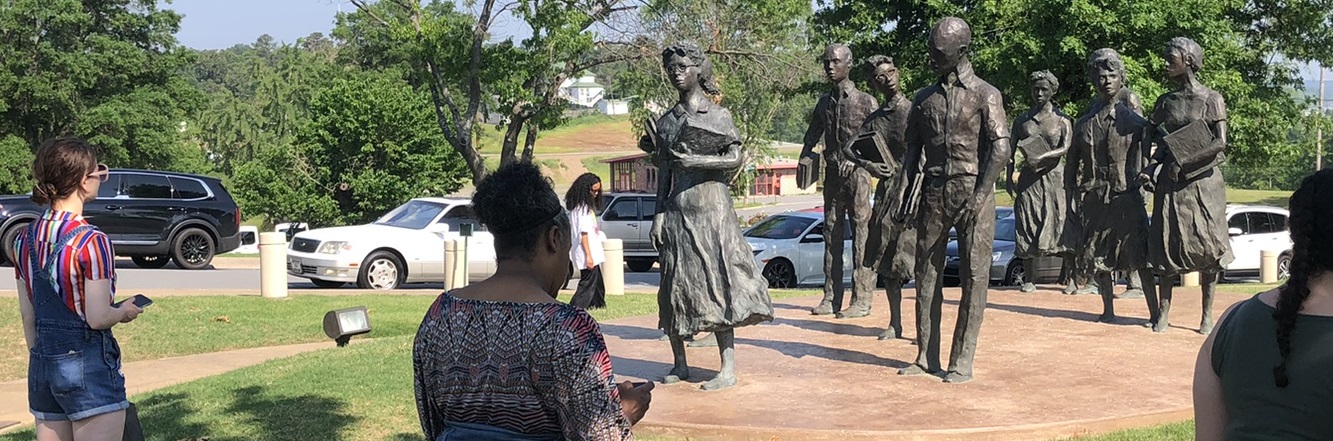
[286,198,496,290]
[1224,204,1293,280]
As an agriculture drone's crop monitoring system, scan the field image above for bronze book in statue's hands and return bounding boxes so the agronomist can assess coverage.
[674,118,733,155]
[797,156,820,189]
[641,117,659,154]
[1162,119,1214,167]
[849,131,890,165]
[1017,134,1053,169]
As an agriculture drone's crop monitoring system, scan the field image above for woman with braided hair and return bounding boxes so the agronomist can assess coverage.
[1192,169,1333,440]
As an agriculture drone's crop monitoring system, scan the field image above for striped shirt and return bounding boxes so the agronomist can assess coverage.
[12,210,117,320]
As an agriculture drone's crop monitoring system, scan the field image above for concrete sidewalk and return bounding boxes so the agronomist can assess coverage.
[0,340,356,434]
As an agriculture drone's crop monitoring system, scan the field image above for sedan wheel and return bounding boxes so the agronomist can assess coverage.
[1004,261,1025,286]
[762,259,797,288]
[357,251,403,290]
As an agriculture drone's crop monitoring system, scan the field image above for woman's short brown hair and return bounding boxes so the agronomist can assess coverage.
[31,137,99,205]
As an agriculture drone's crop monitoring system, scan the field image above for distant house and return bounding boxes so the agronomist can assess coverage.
[559,73,605,108]
[596,98,631,115]
[600,154,815,196]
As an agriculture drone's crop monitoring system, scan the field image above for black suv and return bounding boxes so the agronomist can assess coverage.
[0,169,243,270]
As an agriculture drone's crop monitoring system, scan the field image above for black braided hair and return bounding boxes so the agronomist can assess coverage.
[1272,169,1333,387]
[472,162,569,262]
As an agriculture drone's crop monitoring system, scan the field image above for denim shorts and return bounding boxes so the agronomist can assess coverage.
[28,320,129,421]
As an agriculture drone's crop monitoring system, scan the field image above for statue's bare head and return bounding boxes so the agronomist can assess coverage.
[927,17,971,76]
[822,43,853,83]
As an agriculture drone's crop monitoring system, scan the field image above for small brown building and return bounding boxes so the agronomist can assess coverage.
[601,154,814,196]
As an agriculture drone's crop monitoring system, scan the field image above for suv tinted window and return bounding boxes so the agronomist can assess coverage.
[604,198,639,221]
[1269,213,1288,232]
[640,198,656,217]
[170,177,209,200]
[97,174,121,199]
[122,174,172,199]
[1247,212,1276,234]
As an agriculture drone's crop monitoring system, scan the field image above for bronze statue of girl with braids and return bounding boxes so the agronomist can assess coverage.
[1192,169,1333,439]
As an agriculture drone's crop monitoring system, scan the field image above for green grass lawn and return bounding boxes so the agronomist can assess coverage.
[0,287,1218,440]
[581,155,612,182]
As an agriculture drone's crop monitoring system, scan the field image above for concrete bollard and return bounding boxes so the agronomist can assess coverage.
[602,238,624,296]
[451,238,469,289]
[259,232,288,299]
[443,238,459,291]
[1260,249,1280,284]
[1182,271,1201,287]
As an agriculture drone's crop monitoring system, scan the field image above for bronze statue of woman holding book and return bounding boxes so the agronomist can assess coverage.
[637,42,773,390]
[1005,70,1072,293]
[1140,37,1234,335]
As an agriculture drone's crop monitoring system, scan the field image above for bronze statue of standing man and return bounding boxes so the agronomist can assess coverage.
[801,44,879,319]
[1141,37,1233,335]
[897,17,1010,384]
[841,55,915,339]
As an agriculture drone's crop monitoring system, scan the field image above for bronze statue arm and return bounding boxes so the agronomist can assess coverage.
[800,98,825,160]
[673,142,744,170]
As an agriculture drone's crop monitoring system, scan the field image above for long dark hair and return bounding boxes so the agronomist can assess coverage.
[564,173,601,212]
[1272,169,1333,387]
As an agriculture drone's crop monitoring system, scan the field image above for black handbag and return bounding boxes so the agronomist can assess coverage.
[123,402,144,441]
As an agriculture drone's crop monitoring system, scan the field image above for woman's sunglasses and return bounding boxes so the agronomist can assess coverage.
[87,164,109,183]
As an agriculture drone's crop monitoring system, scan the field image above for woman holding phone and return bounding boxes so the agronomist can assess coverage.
[14,137,144,441]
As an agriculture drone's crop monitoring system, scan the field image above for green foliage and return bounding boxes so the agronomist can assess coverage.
[230,70,468,228]
[0,136,34,194]
[619,0,820,196]
[0,0,205,173]
[811,0,1333,189]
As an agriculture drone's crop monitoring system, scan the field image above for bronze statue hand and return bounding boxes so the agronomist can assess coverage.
[651,213,666,250]
[839,160,855,177]
[957,192,988,221]
[869,163,894,179]
[638,135,655,154]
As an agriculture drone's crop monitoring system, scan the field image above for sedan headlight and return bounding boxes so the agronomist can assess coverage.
[318,241,352,254]
[992,252,1003,263]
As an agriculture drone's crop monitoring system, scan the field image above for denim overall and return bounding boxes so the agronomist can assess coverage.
[26,224,130,421]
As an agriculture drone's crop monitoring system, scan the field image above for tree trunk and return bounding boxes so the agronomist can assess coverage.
[499,113,530,166]
[521,120,540,163]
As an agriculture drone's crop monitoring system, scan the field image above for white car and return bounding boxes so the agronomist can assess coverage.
[744,208,854,288]
[286,198,496,290]
[1225,204,1293,280]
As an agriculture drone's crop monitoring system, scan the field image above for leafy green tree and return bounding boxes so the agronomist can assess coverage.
[0,0,206,184]
[340,0,641,181]
[616,0,820,196]
[230,70,469,227]
[812,0,1333,189]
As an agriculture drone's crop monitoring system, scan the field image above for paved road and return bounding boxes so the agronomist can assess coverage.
[0,259,668,292]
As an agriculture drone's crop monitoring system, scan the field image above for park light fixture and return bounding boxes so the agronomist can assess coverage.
[323,306,372,347]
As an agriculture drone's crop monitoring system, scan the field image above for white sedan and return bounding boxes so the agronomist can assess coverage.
[744,208,854,288]
[286,198,496,290]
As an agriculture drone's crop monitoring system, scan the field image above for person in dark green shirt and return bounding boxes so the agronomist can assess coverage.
[1193,168,1333,440]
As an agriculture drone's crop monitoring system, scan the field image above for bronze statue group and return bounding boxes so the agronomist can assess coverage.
[643,16,1232,388]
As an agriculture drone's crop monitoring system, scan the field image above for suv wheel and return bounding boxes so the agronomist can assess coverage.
[132,255,171,269]
[626,258,656,273]
[172,228,216,270]
[358,251,404,290]
[2,221,29,266]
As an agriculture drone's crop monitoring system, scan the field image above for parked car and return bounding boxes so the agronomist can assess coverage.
[743,208,856,288]
[598,192,659,272]
[285,198,495,290]
[1224,204,1293,280]
[226,226,259,254]
[0,168,243,269]
[948,206,1013,240]
[943,215,1063,287]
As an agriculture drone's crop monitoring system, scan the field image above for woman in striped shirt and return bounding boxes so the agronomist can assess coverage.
[14,137,144,441]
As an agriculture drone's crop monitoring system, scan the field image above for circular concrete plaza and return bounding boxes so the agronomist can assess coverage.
[603,286,1244,441]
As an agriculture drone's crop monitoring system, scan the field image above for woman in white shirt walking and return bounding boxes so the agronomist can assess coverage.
[566,173,607,309]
